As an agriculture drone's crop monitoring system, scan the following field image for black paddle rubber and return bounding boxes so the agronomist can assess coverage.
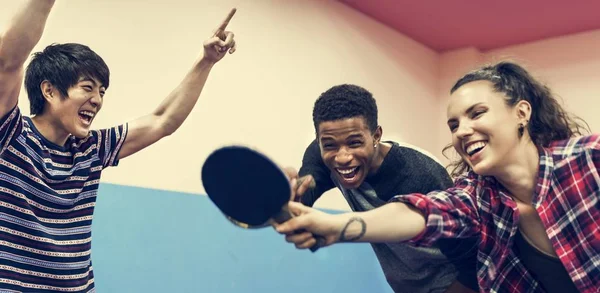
[202,146,290,226]
[201,146,325,252]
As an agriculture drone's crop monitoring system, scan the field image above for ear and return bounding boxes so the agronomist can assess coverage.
[515,100,532,122]
[372,125,382,144]
[40,80,56,103]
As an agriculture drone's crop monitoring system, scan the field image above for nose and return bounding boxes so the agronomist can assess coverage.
[334,147,353,165]
[89,94,102,108]
[455,122,474,140]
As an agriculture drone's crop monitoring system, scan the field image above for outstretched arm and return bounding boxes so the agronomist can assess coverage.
[275,177,481,249]
[117,8,237,159]
[0,0,55,118]
[275,201,426,248]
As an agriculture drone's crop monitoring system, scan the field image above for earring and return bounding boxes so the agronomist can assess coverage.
[518,120,529,138]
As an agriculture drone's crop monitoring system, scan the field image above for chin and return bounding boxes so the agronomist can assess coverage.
[338,176,364,189]
[72,129,90,138]
[471,162,494,176]
[341,182,361,189]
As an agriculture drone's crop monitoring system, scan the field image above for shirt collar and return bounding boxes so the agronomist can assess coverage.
[532,146,554,207]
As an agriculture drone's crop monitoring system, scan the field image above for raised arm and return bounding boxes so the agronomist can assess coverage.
[275,176,481,249]
[117,8,237,159]
[0,0,55,118]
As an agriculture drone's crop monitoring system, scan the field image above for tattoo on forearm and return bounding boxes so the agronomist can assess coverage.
[339,217,366,242]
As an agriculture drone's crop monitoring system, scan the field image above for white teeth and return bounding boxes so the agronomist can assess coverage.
[466,141,487,155]
[79,111,95,118]
[337,167,357,175]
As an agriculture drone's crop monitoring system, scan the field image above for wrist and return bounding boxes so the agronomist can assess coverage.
[196,57,216,69]
[334,213,367,243]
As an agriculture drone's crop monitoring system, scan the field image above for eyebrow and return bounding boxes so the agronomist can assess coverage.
[447,102,485,124]
[346,134,365,139]
[319,133,365,142]
[79,77,104,89]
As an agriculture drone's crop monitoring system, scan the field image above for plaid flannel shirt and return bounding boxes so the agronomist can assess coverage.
[393,134,600,293]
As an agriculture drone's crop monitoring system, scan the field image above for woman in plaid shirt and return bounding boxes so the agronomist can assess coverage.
[276,62,597,293]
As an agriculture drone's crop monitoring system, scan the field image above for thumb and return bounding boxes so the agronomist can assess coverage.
[275,217,305,234]
[287,201,313,215]
[295,175,315,197]
[275,202,313,234]
[282,166,299,181]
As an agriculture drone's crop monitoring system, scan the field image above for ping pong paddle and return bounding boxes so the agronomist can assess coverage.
[201,145,326,252]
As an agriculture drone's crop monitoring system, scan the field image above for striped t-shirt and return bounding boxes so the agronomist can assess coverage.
[0,106,127,292]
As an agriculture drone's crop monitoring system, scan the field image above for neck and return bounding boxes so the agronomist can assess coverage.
[31,114,70,146]
[368,142,391,175]
[493,139,539,204]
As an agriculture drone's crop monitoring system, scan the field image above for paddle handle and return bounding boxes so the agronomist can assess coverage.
[272,206,326,253]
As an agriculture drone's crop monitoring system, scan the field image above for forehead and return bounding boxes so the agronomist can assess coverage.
[446,80,503,118]
[318,117,370,138]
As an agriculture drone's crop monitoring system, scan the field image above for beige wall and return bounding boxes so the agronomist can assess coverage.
[3,1,599,211]
[1,0,440,211]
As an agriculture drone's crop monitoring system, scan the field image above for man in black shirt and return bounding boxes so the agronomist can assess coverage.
[288,84,478,293]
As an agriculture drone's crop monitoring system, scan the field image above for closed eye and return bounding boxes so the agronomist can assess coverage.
[448,121,458,132]
[449,125,458,132]
[349,141,363,147]
[471,110,486,119]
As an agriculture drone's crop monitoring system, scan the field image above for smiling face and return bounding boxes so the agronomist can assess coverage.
[318,116,381,189]
[42,76,105,139]
[446,80,527,176]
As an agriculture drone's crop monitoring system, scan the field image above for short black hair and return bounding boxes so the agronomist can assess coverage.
[312,84,378,133]
[25,43,110,115]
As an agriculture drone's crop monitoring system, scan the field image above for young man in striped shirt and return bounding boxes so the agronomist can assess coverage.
[0,1,236,291]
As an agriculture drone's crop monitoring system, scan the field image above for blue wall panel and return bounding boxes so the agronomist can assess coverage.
[91,183,392,293]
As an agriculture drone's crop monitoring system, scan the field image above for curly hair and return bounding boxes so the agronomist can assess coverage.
[312,84,378,134]
[443,61,590,177]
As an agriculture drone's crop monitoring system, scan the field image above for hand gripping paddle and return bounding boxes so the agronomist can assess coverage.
[201,145,325,252]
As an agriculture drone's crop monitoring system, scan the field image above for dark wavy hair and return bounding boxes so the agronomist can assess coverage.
[443,61,590,177]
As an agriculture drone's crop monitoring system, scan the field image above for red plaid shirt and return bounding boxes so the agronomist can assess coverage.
[393,134,600,293]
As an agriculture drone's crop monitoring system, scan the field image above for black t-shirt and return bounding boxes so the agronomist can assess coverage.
[298,139,479,292]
